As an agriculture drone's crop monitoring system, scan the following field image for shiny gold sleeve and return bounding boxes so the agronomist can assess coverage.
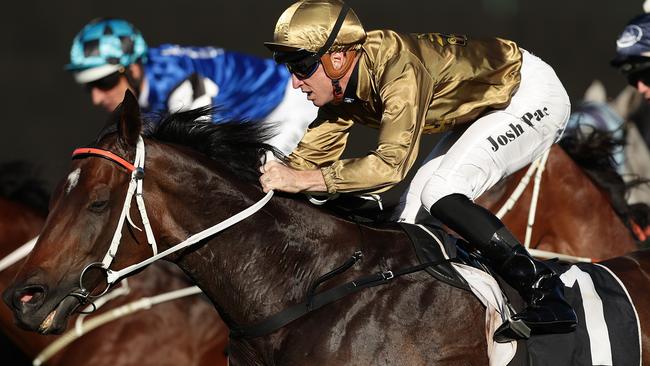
[287,108,355,170]
[322,56,433,194]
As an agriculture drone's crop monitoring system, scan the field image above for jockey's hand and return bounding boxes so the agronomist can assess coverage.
[259,161,327,193]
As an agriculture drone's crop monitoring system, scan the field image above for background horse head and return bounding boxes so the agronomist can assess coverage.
[0,161,228,365]
[569,80,650,205]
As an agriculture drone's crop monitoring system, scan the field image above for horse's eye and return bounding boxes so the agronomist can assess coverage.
[88,200,109,213]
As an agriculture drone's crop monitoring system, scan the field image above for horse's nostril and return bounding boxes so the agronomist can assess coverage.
[16,286,45,307]
[20,293,33,303]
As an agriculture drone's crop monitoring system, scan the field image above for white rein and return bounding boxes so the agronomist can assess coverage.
[494,150,592,263]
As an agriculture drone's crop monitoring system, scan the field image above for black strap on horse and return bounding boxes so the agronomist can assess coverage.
[229,251,449,339]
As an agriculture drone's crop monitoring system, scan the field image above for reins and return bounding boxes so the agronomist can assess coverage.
[494,150,593,263]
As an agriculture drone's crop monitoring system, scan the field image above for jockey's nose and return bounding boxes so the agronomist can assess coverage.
[636,80,650,94]
[291,74,303,89]
[90,88,106,107]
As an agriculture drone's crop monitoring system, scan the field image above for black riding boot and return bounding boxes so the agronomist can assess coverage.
[430,194,577,342]
[486,228,577,342]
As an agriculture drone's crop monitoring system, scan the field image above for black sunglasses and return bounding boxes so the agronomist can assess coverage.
[626,69,650,87]
[84,71,123,92]
[274,50,321,80]
[286,59,320,80]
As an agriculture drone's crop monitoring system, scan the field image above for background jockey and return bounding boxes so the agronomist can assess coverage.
[65,17,317,155]
[259,0,577,342]
[613,13,650,104]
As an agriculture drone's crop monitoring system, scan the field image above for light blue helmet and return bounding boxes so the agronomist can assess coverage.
[66,18,148,84]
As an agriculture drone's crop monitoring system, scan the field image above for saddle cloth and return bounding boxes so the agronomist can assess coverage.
[399,223,641,366]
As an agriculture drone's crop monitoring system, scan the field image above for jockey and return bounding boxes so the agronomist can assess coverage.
[65,18,317,155]
[612,13,650,103]
[260,0,576,341]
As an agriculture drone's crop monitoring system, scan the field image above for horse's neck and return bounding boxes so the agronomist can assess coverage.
[150,146,358,328]
[185,195,354,327]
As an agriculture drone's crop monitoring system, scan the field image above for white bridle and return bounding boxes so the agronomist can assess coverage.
[76,136,274,295]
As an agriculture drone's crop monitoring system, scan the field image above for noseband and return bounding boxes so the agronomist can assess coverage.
[69,136,274,307]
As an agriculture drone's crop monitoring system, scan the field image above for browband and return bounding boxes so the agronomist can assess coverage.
[72,148,135,172]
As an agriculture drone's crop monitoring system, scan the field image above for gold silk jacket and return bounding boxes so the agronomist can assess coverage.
[288,30,523,194]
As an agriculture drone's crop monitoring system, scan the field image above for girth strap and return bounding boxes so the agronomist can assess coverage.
[229,258,448,339]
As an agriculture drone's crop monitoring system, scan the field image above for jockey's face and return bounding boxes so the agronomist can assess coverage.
[84,64,143,113]
[291,63,335,107]
[290,51,355,107]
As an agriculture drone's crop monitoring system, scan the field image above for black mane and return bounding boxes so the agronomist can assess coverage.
[560,124,650,236]
[0,162,49,214]
[95,106,285,182]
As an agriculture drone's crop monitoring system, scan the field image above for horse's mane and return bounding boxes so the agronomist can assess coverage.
[0,162,49,214]
[560,121,650,235]
[94,106,285,183]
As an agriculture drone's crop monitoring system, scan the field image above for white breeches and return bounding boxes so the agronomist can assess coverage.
[397,50,571,223]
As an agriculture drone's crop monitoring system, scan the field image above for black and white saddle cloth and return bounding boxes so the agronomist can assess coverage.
[512,262,641,366]
[398,223,641,366]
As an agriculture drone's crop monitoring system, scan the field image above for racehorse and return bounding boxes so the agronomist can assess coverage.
[4,92,649,364]
[0,162,229,365]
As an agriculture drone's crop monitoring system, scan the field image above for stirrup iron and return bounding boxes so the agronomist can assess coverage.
[494,317,531,343]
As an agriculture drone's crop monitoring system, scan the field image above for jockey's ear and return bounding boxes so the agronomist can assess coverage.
[115,89,142,148]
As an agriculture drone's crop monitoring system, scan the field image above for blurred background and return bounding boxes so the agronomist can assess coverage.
[1,0,649,362]
[0,0,646,192]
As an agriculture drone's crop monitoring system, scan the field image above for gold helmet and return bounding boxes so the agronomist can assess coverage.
[265,0,366,53]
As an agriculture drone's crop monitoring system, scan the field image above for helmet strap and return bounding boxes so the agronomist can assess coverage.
[321,51,357,105]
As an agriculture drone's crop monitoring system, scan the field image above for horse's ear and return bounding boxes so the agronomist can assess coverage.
[115,90,142,147]
[583,79,607,103]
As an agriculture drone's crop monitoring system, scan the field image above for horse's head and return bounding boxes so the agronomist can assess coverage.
[4,90,281,334]
[2,91,154,334]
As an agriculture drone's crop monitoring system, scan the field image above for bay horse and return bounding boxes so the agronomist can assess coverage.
[4,92,649,364]
[0,162,228,365]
